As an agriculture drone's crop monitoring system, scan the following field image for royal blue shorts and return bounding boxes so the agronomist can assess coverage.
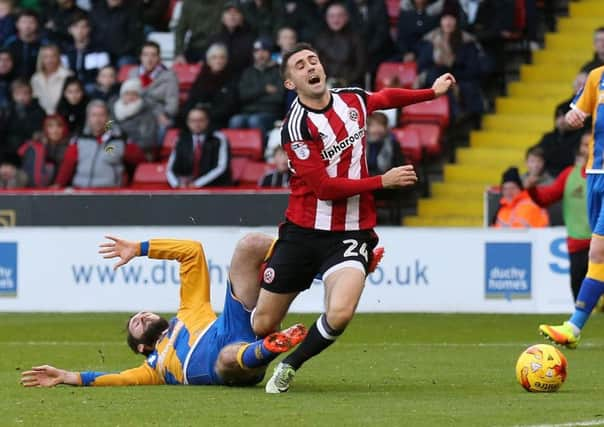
[587,174,604,235]
[185,281,257,385]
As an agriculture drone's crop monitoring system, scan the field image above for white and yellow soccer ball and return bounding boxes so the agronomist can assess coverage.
[515,344,567,392]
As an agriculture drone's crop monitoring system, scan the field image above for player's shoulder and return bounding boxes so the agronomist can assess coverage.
[586,65,604,86]
[331,87,367,98]
[282,99,311,144]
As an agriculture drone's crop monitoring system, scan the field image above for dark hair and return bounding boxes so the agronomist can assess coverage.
[280,42,319,79]
[525,145,544,160]
[595,27,604,35]
[368,111,388,128]
[68,11,90,27]
[16,8,39,23]
[10,77,31,93]
[141,40,161,56]
[62,76,85,94]
[126,315,169,357]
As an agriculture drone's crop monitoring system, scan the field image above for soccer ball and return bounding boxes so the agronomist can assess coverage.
[515,344,567,392]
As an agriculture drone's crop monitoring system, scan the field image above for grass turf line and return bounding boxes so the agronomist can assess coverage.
[2,313,604,427]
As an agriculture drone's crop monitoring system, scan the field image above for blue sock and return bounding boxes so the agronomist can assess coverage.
[569,277,604,330]
[238,339,278,369]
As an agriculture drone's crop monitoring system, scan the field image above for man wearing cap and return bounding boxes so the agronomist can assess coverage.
[228,36,284,139]
[493,166,550,228]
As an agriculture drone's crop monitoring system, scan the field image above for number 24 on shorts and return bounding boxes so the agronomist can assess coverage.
[343,239,368,262]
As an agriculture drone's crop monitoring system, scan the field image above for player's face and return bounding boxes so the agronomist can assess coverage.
[284,50,327,98]
[128,311,161,340]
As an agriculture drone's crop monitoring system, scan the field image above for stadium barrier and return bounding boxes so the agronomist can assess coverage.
[0,226,574,313]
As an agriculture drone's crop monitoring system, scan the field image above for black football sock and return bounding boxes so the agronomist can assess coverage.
[282,314,344,370]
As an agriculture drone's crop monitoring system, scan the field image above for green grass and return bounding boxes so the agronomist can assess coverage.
[2,313,604,427]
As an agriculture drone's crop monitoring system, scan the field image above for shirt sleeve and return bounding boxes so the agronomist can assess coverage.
[526,167,571,207]
[146,239,211,312]
[79,363,162,386]
[572,68,601,116]
[366,88,436,113]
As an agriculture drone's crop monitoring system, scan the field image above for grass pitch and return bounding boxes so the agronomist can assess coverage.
[2,313,604,427]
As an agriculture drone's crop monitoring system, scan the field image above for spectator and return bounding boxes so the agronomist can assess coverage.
[521,145,553,188]
[417,12,486,120]
[299,0,331,43]
[3,9,45,79]
[138,0,170,34]
[167,106,232,188]
[365,112,405,176]
[396,0,439,62]
[56,76,88,135]
[54,99,144,188]
[0,150,27,188]
[264,119,282,162]
[90,0,143,67]
[346,0,392,76]
[205,2,256,78]
[228,37,283,138]
[1,78,44,155]
[273,0,313,42]
[127,40,178,142]
[526,132,591,300]
[273,26,297,64]
[174,0,224,64]
[62,13,110,92]
[31,44,73,114]
[18,114,70,186]
[0,0,16,46]
[182,43,237,129]
[260,145,290,188]
[241,0,276,39]
[538,104,585,177]
[44,0,86,46]
[493,166,549,228]
[314,2,366,87]
[111,78,158,161]
[401,0,448,15]
[581,27,604,74]
[88,64,119,102]
[555,72,588,120]
[0,48,14,109]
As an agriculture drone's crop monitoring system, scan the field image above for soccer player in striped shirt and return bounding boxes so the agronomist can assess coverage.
[20,234,307,388]
[251,43,456,393]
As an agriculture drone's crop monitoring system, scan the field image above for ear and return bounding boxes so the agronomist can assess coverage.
[136,343,146,354]
[284,79,295,91]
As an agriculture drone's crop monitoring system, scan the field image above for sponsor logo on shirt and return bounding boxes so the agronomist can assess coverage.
[320,128,365,161]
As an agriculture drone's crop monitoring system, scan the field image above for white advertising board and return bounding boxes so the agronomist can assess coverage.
[0,226,575,313]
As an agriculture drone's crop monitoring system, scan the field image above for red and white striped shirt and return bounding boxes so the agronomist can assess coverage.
[282,87,435,231]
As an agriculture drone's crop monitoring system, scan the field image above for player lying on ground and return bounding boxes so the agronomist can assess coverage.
[251,43,455,393]
[20,234,307,387]
[540,65,604,349]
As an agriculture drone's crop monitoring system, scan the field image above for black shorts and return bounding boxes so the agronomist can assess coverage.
[261,221,379,294]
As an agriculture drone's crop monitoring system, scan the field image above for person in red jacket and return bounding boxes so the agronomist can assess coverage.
[526,132,591,300]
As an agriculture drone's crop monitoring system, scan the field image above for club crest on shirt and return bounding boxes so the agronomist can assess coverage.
[348,108,359,121]
[263,267,275,284]
[291,141,310,160]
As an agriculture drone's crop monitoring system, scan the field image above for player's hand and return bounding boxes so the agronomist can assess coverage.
[432,73,456,97]
[381,165,418,188]
[99,235,139,270]
[21,365,65,387]
[565,109,586,129]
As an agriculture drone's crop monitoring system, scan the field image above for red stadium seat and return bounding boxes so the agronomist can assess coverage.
[239,161,272,187]
[230,157,250,183]
[401,95,450,128]
[403,123,442,157]
[160,128,180,159]
[132,162,170,189]
[391,127,422,165]
[172,62,202,91]
[117,64,137,83]
[221,128,264,160]
[374,62,418,91]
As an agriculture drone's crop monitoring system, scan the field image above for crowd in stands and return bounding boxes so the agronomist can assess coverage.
[492,24,600,229]
[0,0,548,191]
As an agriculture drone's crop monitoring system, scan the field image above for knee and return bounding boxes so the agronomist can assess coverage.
[589,243,604,264]
[325,306,355,331]
[235,233,272,261]
[252,311,279,337]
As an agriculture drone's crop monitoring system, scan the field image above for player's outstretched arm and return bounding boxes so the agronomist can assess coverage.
[431,73,456,97]
[99,235,140,270]
[21,365,81,387]
[381,165,419,189]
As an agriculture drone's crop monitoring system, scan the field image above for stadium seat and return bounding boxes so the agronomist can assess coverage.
[172,62,202,92]
[231,157,250,184]
[391,127,422,165]
[132,162,170,189]
[117,64,137,83]
[161,128,180,159]
[402,123,442,157]
[374,62,418,91]
[401,95,450,128]
[239,161,272,187]
[220,128,264,160]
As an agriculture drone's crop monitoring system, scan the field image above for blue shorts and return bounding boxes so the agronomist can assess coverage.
[587,174,604,235]
[185,281,257,385]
